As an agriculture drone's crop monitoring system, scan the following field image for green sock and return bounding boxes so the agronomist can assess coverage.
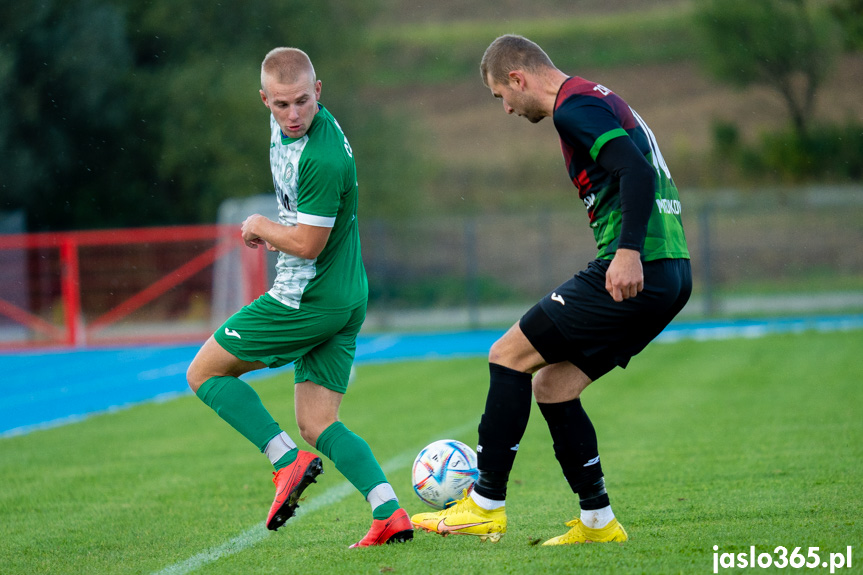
[373,499,400,520]
[274,449,298,471]
[196,376,282,453]
[316,421,397,519]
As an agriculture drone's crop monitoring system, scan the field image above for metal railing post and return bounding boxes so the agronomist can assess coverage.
[60,236,83,346]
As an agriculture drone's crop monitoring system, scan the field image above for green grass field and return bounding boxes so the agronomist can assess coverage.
[2,329,862,574]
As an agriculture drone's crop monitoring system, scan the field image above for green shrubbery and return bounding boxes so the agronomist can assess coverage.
[697,0,861,185]
[712,120,863,184]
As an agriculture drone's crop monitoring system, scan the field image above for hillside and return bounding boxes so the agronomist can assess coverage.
[360,1,863,211]
[408,56,863,195]
[374,0,688,24]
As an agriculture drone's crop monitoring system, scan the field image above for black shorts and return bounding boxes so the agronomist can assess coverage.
[520,258,692,381]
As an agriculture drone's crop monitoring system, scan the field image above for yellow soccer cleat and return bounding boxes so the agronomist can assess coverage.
[411,492,507,543]
[542,518,628,545]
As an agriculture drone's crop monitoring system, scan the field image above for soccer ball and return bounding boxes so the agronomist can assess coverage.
[411,439,478,509]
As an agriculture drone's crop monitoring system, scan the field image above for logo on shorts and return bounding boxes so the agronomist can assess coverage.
[551,292,565,306]
[224,328,241,339]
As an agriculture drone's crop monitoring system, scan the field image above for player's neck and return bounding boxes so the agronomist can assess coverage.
[539,68,569,116]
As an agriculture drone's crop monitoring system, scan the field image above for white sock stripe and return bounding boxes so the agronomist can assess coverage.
[264,431,296,466]
[470,490,505,510]
[366,483,398,508]
[580,505,615,529]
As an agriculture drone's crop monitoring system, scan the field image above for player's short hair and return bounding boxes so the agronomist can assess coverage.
[261,47,316,90]
[480,34,556,87]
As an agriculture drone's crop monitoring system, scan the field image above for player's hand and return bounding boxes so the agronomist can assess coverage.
[241,214,269,249]
[605,248,644,302]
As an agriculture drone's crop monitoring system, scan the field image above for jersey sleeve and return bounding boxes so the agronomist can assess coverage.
[554,97,628,161]
[595,136,656,253]
[296,151,341,228]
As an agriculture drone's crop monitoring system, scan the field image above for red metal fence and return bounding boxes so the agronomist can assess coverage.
[0,225,267,349]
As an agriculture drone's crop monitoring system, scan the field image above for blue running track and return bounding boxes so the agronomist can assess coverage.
[2,315,862,437]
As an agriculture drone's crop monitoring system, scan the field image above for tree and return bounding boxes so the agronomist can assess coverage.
[695,0,842,139]
[830,0,863,50]
[1,0,398,231]
[0,0,135,230]
[117,0,384,223]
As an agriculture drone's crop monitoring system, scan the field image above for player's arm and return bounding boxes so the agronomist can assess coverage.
[241,214,331,260]
[595,135,656,302]
[555,98,654,260]
[242,149,342,260]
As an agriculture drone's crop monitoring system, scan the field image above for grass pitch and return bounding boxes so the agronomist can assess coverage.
[1,329,861,574]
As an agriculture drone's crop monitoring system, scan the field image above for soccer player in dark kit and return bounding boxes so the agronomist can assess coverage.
[412,34,691,545]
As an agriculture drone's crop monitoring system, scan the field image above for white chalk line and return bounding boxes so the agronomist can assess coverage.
[152,422,474,575]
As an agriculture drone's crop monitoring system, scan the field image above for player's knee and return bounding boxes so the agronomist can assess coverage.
[488,337,508,365]
[531,370,554,402]
[296,420,321,447]
[532,364,591,403]
[298,413,340,448]
[530,369,548,396]
[295,413,326,447]
[186,362,205,393]
[489,333,540,373]
[298,428,317,447]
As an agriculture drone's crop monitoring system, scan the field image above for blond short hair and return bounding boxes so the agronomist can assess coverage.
[261,47,316,90]
[480,34,556,86]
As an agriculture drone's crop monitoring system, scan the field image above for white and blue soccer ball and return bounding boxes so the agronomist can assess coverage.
[411,439,479,509]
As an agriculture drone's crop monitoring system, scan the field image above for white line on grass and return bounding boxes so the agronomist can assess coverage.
[152,422,475,575]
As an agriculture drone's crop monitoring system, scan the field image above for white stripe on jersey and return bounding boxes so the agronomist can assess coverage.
[297,212,336,228]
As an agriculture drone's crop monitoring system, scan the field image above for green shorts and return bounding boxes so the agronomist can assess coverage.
[214,293,366,394]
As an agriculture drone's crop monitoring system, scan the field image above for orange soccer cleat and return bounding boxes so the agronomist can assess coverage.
[349,508,414,548]
[266,450,323,531]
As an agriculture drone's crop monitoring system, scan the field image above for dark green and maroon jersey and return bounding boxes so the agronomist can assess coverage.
[553,76,689,261]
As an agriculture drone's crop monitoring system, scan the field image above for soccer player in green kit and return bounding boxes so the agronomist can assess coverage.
[412,35,691,545]
[186,47,412,548]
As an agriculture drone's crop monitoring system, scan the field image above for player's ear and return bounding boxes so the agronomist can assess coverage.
[314,80,322,100]
[508,70,527,90]
[260,89,270,108]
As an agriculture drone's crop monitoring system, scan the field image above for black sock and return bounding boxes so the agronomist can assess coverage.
[538,398,610,510]
[473,363,533,501]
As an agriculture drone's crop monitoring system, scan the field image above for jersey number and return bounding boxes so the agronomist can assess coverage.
[332,116,354,158]
[630,107,671,180]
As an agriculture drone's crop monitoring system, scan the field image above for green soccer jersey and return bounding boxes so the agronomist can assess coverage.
[267,104,368,312]
[554,77,690,261]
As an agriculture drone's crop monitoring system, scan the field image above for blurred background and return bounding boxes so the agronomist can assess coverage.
[1,0,862,345]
